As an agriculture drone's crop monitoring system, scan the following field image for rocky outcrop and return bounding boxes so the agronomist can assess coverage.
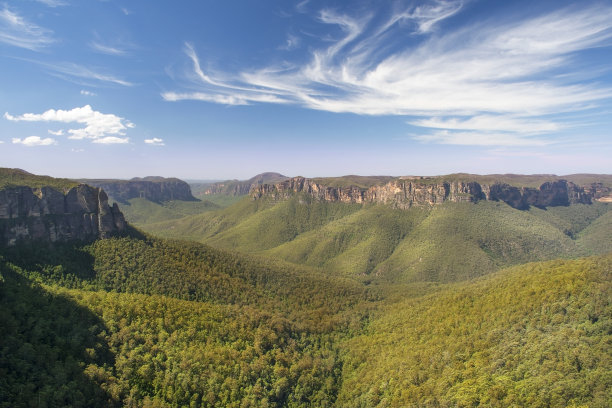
[251,177,596,210]
[203,172,288,196]
[82,177,196,203]
[0,184,126,246]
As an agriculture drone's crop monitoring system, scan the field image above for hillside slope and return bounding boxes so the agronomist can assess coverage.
[337,253,612,407]
[143,194,611,282]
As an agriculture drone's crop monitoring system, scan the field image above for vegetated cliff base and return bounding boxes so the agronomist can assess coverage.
[0,184,126,246]
[82,176,196,204]
[251,175,611,210]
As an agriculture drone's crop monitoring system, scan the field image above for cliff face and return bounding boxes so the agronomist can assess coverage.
[0,184,126,246]
[203,172,288,196]
[251,177,598,210]
[83,177,196,203]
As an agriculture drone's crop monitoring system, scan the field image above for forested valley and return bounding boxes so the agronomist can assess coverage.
[0,170,611,407]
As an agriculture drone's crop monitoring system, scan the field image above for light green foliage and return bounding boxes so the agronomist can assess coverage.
[376,201,582,282]
[527,202,610,238]
[337,254,612,408]
[266,205,428,277]
[576,210,612,254]
[197,193,245,207]
[118,197,219,226]
[142,196,271,242]
[205,195,363,252]
[141,197,610,283]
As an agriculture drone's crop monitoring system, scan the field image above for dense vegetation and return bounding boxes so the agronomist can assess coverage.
[1,171,611,407]
[118,198,220,225]
[0,234,371,407]
[0,168,78,191]
[2,238,610,407]
[338,254,612,407]
[141,194,611,283]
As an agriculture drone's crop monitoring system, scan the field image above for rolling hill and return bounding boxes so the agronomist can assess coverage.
[141,187,611,283]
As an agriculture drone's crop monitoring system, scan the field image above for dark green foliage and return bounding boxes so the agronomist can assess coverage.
[338,254,612,408]
[55,288,346,407]
[0,168,78,191]
[2,235,369,324]
[0,232,374,407]
[0,267,116,407]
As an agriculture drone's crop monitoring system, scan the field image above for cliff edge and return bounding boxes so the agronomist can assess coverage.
[81,177,197,203]
[251,175,611,210]
[0,169,126,246]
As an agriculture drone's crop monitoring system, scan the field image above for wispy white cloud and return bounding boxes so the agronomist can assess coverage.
[165,2,612,147]
[0,7,55,50]
[144,137,165,146]
[161,91,288,105]
[80,89,96,96]
[34,0,67,7]
[90,41,128,56]
[279,34,300,51]
[48,129,64,136]
[12,136,57,146]
[379,0,463,34]
[48,61,134,86]
[413,130,552,147]
[410,115,562,134]
[5,105,133,144]
[296,0,311,13]
[23,59,134,86]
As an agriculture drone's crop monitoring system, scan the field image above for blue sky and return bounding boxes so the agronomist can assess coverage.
[1,0,611,179]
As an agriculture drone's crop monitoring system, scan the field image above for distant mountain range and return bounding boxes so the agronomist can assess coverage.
[191,172,289,197]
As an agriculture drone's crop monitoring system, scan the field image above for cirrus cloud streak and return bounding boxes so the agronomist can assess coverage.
[0,7,55,50]
[163,2,612,146]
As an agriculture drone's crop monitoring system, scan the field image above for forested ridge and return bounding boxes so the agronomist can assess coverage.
[140,195,612,282]
[1,232,610,407]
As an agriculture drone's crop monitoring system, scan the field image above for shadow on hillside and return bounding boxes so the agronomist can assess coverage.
[1,240,97,284]
[0,268,119,407]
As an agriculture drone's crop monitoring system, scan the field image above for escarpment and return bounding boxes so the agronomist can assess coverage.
[82,177,196,203]
[251,176,607,210]
[0,184,126,246]
[202,172,288,196]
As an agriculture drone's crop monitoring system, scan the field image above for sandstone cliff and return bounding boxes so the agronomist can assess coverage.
[251,176,603,210]
[202,172,288,196]
[0,184,126,246]
[82,177,196,203]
